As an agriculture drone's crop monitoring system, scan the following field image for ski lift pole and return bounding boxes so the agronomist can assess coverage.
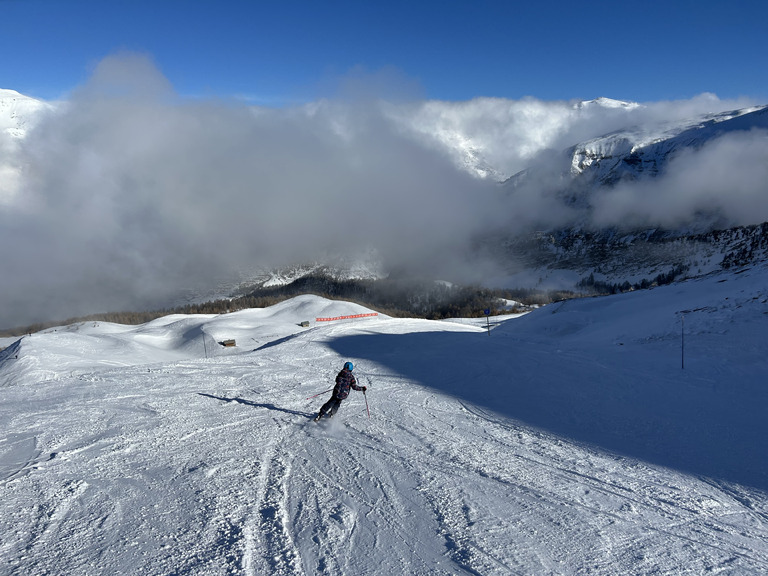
[306,387,334,400]
[677,310,689,370]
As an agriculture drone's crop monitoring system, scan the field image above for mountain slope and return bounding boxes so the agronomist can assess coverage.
[492,103,768,291]
[2,270,768,575]
[0,89,51,139]
[568,104,768,186]
[0,89,53,203]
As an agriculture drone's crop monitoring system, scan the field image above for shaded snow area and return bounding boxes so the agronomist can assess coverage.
[1,271,768,575]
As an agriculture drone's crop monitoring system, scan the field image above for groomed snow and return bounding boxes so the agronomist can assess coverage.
[2,274,768,574]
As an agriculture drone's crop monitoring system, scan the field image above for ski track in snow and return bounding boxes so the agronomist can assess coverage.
[2,286,768,575]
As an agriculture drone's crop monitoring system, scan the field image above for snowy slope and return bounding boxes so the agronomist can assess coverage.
[0,89,51,139]
[2,274,768,575]
[0,89,54,204]
[568,104,768,185]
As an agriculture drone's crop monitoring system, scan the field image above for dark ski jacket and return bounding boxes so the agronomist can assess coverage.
[332,368,363,400]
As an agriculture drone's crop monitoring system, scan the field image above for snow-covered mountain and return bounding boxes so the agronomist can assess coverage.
[0,89,51,139]
[566,104,768,186]
[0,90,53,203]
[2,264,768,574]
[169,254,387,308]
[575,96,641,111]
[492,221,768,294]
[502,102,768,202]
[493,103,768,291]
[245,253,386,291]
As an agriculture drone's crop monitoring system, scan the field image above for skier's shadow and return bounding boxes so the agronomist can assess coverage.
[198,393,314,419]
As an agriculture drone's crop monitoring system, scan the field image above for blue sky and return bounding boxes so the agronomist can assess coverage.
[3,0,767,104]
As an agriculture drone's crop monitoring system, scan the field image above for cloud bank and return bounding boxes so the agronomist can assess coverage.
[1,55,497,327]
[390,93,763,180]
[591,129,768,229]
[1,53,766,328]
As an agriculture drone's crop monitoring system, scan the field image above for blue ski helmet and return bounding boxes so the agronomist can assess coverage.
[344,361,354,371]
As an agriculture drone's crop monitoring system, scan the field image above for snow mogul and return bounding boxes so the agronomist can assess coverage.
[314,362,366,421]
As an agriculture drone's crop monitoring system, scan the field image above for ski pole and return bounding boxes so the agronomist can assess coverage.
[363,390,370,419]
[306,387,333,400]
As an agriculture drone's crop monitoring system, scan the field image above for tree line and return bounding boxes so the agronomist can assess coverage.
[577,264,689,295]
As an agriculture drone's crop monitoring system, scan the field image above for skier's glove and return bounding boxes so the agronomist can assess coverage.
[362,386,367,392]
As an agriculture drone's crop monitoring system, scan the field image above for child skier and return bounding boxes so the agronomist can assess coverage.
[314,361,366,421]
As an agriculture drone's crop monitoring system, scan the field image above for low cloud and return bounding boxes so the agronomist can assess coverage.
[1,54,496,327]
[1,53,766,328]
[392,93,763,180]
[591,129,768,229]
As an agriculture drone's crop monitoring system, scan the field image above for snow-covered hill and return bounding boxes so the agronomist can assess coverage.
[2,267,768,574]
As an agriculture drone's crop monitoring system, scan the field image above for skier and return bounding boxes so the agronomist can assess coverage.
[314,361,366,421]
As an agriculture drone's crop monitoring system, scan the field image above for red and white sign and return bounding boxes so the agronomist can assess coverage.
[315,313,378,322]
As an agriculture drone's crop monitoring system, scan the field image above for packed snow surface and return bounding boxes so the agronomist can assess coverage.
[2,270,768,575]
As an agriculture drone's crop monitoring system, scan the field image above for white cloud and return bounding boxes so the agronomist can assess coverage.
[386,92,763,181]
[591,129,768,229]
[1,53,765,328]
[0,55,496,327]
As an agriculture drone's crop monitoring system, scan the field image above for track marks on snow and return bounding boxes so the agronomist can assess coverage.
[455,398,768,573]
[289,421,454,575]
[254,447,303,575]
[0,434,41,484]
